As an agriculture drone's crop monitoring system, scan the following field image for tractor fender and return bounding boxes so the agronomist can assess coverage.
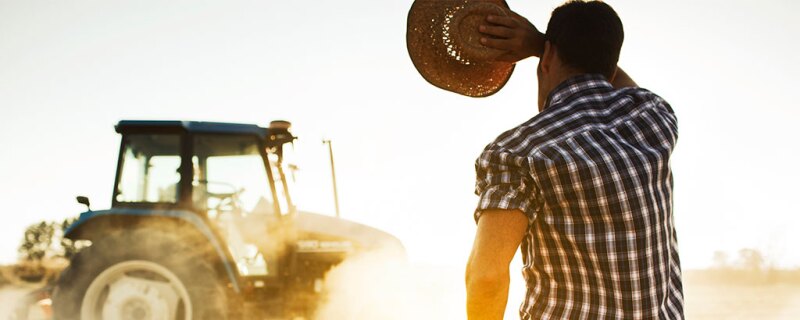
[64,208,241,293]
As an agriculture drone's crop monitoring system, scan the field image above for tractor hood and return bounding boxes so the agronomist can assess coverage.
[293,211,405,255]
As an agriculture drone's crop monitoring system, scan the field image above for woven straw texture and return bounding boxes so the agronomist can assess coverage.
[407,0,514,97]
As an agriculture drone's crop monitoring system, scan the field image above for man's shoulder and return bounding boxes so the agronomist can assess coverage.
[570,85,676,128]
[616,86,675,115]
[480,113,564,160]
[482,86,675,158]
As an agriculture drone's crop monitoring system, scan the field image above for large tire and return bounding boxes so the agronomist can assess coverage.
[51,228,228,320]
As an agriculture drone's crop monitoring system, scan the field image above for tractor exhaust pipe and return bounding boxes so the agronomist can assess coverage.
[322,139,341,218]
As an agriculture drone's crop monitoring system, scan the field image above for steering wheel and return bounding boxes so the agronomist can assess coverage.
[195,180,245,212]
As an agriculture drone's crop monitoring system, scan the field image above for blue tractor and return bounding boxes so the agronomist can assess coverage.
[50,120,402,320]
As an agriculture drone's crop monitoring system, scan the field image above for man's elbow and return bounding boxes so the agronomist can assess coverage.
[465,265,509,294]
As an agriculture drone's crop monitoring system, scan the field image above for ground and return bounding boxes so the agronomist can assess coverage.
[685,282,800,319]
[2,266,800,319]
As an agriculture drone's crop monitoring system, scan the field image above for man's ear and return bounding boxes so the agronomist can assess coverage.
[541,41,554,75]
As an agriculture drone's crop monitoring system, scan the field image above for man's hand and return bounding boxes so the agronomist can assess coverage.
[479,12,545,63]
[466,209,529,320]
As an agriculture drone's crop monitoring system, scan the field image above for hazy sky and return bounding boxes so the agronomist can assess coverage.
[1,0,799,276]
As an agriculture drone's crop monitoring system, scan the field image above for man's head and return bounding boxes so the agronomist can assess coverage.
[537,1,624,110]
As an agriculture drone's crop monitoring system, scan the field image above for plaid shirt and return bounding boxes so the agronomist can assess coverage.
[475,74,683,319]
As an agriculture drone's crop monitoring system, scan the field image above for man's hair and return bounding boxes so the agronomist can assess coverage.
[545,1,624,78]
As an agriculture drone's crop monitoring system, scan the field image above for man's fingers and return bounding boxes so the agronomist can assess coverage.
[479,25,514,38]
[480,36,514,51]
[479,38,523,62]
[486,15,518,28]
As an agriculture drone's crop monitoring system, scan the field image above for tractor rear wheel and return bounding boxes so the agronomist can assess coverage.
[52,228,228,320]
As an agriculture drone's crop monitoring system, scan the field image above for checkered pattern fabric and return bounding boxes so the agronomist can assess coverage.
[475,74,683,319]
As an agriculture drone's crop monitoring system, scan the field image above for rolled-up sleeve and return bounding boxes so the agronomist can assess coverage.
[474,148,541,223]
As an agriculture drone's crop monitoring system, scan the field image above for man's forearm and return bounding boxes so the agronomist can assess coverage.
[466,269,510,319]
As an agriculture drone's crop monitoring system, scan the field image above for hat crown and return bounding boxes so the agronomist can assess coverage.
[449,2,508,62]
[407,0,515,97]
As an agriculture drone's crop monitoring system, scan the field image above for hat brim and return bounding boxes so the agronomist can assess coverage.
[407,0,515,98]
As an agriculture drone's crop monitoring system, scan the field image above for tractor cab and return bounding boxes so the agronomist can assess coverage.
[113,120,295,216]
[113,120,297,276]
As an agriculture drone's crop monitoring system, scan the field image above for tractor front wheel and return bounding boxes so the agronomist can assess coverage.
[52,228,228,320]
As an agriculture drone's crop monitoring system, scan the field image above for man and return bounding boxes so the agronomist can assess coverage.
[465,1,684,319]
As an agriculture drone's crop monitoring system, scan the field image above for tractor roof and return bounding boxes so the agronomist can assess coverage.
[116,120,268,138]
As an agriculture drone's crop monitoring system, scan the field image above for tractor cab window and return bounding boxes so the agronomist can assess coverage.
[192,135,273,217]
[116,134,182,203]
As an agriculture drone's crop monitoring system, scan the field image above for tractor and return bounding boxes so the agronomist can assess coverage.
[49,120,403,319]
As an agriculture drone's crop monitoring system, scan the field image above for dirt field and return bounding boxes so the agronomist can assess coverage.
[2,267,800,319]
[685,282,800,319]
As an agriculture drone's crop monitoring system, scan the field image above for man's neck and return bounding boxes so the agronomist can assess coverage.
[550,70,584,91]
[541,70,586,111]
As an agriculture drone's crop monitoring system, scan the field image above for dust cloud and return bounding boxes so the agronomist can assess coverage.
[0,287,32,319]
[317,251,800,319]
[315,250,467,320]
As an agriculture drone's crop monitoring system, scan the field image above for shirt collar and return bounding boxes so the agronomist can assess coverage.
[545,74,613,109]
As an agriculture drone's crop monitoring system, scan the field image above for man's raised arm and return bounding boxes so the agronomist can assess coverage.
[611,67,638,88]
[479,12,639,88]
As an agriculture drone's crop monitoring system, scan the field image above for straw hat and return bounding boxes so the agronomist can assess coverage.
[407,0,515,97]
